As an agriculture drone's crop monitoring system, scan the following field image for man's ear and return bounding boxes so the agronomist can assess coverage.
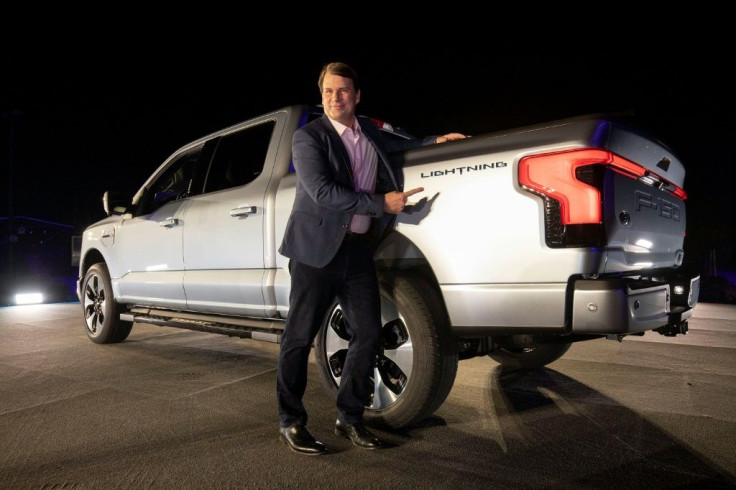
[355,89,361,104]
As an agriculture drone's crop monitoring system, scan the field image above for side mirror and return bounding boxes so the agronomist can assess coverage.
[102,191,131,216]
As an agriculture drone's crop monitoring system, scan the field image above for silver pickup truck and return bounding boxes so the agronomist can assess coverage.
[77,104,700,429]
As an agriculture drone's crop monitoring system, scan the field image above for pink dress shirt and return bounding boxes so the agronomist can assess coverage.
[329,117,379,234]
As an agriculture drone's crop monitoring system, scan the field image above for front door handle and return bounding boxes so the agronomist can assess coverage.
[160,217,180,228]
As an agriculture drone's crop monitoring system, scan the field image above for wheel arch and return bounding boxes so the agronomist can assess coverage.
[374,230,456,351]
[374,231,443,303]
[81,248,106,276]
[78,248,106,298]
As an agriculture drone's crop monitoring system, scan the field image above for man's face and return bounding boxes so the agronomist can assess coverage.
[321,73,360,126]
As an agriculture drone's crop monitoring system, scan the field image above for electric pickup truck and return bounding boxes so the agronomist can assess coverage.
[77,105,700,429]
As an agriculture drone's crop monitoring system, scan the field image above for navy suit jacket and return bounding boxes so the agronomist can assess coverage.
[278,114,435,268]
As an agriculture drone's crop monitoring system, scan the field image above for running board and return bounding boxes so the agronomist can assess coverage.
[124,307,286,343]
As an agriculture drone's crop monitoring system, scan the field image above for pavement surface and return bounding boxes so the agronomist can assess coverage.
[0,302,734,489]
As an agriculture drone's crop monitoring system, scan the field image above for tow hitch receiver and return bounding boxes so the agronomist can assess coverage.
[655,320,688,337]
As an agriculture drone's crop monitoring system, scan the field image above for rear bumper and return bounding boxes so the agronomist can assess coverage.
[571,273,700,335]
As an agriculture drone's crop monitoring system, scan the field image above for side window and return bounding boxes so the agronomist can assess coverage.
[136,147,204,216]
[204,121,275,193]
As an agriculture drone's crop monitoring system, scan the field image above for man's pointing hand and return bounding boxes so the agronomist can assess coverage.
[384,187,425,214]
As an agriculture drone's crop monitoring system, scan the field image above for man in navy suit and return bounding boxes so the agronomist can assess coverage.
[276,62,466,455]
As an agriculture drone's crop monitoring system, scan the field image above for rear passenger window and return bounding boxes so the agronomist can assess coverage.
[205,121,275,193]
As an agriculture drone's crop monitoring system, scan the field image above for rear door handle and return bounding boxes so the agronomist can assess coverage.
[230,205,257,217]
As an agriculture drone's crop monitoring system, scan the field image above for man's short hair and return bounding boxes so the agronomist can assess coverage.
[318,62,360,93]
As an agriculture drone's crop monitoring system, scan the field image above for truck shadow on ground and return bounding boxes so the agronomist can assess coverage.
[403,366,735,488]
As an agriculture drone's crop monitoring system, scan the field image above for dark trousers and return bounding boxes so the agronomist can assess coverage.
[276,239,381,428]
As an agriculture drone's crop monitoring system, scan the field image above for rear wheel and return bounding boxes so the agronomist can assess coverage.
[488,335,571,369]
[314,271,458,430]
[81,263,133,344]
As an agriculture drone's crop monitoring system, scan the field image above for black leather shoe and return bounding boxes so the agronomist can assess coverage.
[279,424,327,455]
[335,419,382,449]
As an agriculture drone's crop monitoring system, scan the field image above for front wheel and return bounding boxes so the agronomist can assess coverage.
[314,271,458,430]
[81,263,133,344]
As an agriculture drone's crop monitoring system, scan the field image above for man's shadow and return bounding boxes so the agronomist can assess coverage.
[398,192,439,226]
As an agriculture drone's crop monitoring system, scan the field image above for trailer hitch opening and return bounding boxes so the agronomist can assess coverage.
[655,320,689,337]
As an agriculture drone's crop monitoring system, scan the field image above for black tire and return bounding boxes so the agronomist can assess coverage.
[81,263,133,344]
[488,335,572,369]
[314,271,458,430]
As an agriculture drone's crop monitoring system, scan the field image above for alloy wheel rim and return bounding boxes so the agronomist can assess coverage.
[83,274,105,334]
[323,297,413,410]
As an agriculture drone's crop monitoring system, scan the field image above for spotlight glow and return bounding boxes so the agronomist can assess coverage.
[15,292,44,305]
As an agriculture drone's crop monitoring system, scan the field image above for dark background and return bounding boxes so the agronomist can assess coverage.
[1,37,734,300]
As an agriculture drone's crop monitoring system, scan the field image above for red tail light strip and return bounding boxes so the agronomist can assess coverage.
[519,148,687,225]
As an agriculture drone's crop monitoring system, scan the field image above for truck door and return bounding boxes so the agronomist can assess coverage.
[181,119,277,317]
[115,148,204,307]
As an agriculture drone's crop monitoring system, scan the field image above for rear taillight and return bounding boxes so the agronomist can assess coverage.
[519,148,686,248]
[368,117,392,132]
[520,149,609,225]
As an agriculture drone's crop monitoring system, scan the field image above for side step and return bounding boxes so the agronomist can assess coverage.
[123,307,286,343]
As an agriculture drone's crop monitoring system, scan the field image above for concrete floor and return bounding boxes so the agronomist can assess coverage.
[0,302,734,489]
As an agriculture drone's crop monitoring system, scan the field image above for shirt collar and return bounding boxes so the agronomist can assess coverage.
[327,116,360,137]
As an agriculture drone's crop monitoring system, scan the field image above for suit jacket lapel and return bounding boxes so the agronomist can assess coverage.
[321,115,354,180]
[358,118,399,191]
